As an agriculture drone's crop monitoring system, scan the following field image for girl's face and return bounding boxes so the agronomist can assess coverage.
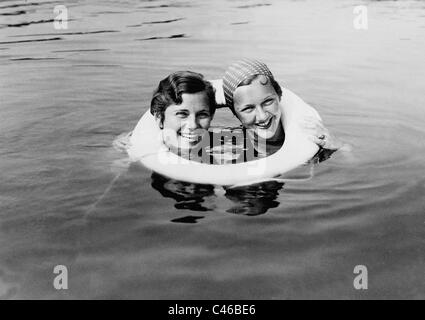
[232,76,282,140]
[158,92,212,152]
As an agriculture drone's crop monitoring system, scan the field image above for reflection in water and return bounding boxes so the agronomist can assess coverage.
[171,216,205,224]
[151,172,215,213]
[151,172,284,218]
[224,181,284,216]
[1,0,424,299]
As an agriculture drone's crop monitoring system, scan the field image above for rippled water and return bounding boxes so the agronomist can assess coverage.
[1,0,425,299]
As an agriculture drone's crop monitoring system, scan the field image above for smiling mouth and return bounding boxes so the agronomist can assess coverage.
[256,117,274,130]
[179,132,202,143]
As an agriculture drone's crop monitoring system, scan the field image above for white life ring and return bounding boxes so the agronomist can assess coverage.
[128,80,321,186]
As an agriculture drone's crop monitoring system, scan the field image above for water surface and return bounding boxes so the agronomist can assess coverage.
[1,0,425,299]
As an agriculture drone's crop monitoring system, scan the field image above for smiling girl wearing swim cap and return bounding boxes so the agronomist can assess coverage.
[223,59,341,157]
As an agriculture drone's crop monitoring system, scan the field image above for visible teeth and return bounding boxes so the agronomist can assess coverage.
[181,133,199,140]
[257,118,272,128]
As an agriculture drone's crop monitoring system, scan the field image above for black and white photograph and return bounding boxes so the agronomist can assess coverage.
[1,0,424,301]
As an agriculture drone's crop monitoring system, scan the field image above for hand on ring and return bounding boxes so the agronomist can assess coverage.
[301,117,342,150]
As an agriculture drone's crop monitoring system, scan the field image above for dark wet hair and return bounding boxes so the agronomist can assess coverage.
[150,71,217,125]
[229,74,282,115]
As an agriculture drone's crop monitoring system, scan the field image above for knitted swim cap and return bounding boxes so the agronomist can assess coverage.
[222,58,275,108]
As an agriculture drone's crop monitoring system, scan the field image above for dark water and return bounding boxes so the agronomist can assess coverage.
[1,0,425,299]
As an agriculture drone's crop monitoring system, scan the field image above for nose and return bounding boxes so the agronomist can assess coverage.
[185,114,198,130]
[255,106,268,123]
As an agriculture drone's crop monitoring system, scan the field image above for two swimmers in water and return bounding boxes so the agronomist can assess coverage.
[133,59,341,163]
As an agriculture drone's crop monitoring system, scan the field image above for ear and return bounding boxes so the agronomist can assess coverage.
[155,115,164,129]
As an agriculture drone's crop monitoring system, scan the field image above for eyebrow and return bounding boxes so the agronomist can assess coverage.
[239,104,255,110]
[262,95,275,102]
[174,108,210,114]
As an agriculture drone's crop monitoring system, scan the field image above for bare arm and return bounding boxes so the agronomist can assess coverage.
[301,116,344,150]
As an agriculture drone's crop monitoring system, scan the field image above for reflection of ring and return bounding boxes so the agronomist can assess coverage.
[319,134,326,140]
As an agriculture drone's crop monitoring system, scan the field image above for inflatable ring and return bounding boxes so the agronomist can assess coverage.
[128,80,321,186]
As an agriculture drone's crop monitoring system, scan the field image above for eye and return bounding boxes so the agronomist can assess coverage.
[175,111,188,118]
[197,111,210,118]
[241,106,255,113]
[263,98,274,106]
